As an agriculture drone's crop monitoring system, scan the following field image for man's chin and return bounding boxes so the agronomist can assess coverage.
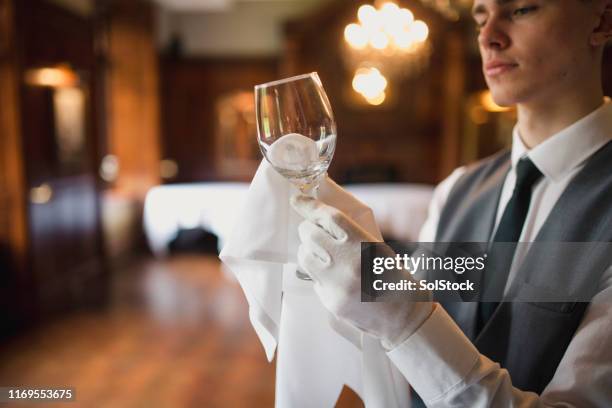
[487,88,518,108]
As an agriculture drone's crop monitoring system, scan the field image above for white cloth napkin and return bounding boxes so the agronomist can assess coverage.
[219,159,411,408]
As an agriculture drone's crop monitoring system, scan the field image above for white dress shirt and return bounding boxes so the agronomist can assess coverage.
[387,99,612,407]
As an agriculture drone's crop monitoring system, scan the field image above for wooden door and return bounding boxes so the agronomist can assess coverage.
[17,0,107,318]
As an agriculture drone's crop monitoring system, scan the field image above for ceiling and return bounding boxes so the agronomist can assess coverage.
[153,0,318,12]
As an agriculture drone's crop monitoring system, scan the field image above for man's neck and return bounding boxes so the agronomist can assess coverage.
[516,87,604,149]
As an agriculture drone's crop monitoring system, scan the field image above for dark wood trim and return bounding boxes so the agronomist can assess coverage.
[0,0,27,275]
[0,0,29,334]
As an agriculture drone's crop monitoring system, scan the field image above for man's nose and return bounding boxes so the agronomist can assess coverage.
[478,18,510,50]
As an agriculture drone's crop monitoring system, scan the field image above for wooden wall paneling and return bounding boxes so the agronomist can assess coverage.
[0,0,10,57]
[92,0,163,259]
[105,0,161,199]
[438,30,467,179]
[92,0,110,182]
[160,57,279,182]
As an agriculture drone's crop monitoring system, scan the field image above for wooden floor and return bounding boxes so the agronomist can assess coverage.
[0,255,363,408]
[0,256,275,408]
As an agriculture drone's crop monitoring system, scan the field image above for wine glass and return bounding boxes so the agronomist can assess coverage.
[255,72,337,280]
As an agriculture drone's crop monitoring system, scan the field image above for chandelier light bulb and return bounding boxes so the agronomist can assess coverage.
[344,23,369,49]
[385,11,407,37]
[394,29,413,49]
[358,4,379,26]
[380,2,400,21]
[399,8,414,27]
[370,30,389,49]
[352,67,388,99]
[366,91,386,105]
[412,20,429,42]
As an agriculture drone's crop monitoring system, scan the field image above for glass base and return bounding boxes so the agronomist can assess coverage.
[296,269,312,281]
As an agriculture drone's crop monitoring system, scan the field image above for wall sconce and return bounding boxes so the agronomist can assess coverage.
[24,65,80,88]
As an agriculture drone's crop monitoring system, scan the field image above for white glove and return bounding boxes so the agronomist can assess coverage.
[290,194,434,349]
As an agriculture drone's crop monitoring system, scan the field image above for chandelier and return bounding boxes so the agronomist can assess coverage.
[342,2,432,105]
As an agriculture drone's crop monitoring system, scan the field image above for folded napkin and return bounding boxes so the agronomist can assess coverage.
[219,160,411,408]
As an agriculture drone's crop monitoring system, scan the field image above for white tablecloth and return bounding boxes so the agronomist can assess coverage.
[143,182,434,257]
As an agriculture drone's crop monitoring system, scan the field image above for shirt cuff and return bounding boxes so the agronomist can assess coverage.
[386,303,480,403]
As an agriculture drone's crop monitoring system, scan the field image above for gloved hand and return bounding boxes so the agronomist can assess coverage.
[290,194,434,349]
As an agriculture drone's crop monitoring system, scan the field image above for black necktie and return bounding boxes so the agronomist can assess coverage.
[477,157,543,332]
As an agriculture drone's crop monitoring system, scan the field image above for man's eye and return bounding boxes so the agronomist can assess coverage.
[513,6,538,17]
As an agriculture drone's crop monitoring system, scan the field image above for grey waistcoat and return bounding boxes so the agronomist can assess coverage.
[434,141,612,394]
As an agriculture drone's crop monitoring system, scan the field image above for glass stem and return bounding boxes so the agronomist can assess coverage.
[295,174,324,281]
[298,172,324,197]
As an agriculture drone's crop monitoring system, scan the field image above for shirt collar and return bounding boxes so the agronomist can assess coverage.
[511,98,612,182]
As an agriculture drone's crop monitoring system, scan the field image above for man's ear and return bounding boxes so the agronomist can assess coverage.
[590,0,612,46]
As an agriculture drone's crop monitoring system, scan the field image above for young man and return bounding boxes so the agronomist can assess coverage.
[291,0,612,406]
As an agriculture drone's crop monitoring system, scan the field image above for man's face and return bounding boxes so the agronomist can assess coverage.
[472,0,598,106]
